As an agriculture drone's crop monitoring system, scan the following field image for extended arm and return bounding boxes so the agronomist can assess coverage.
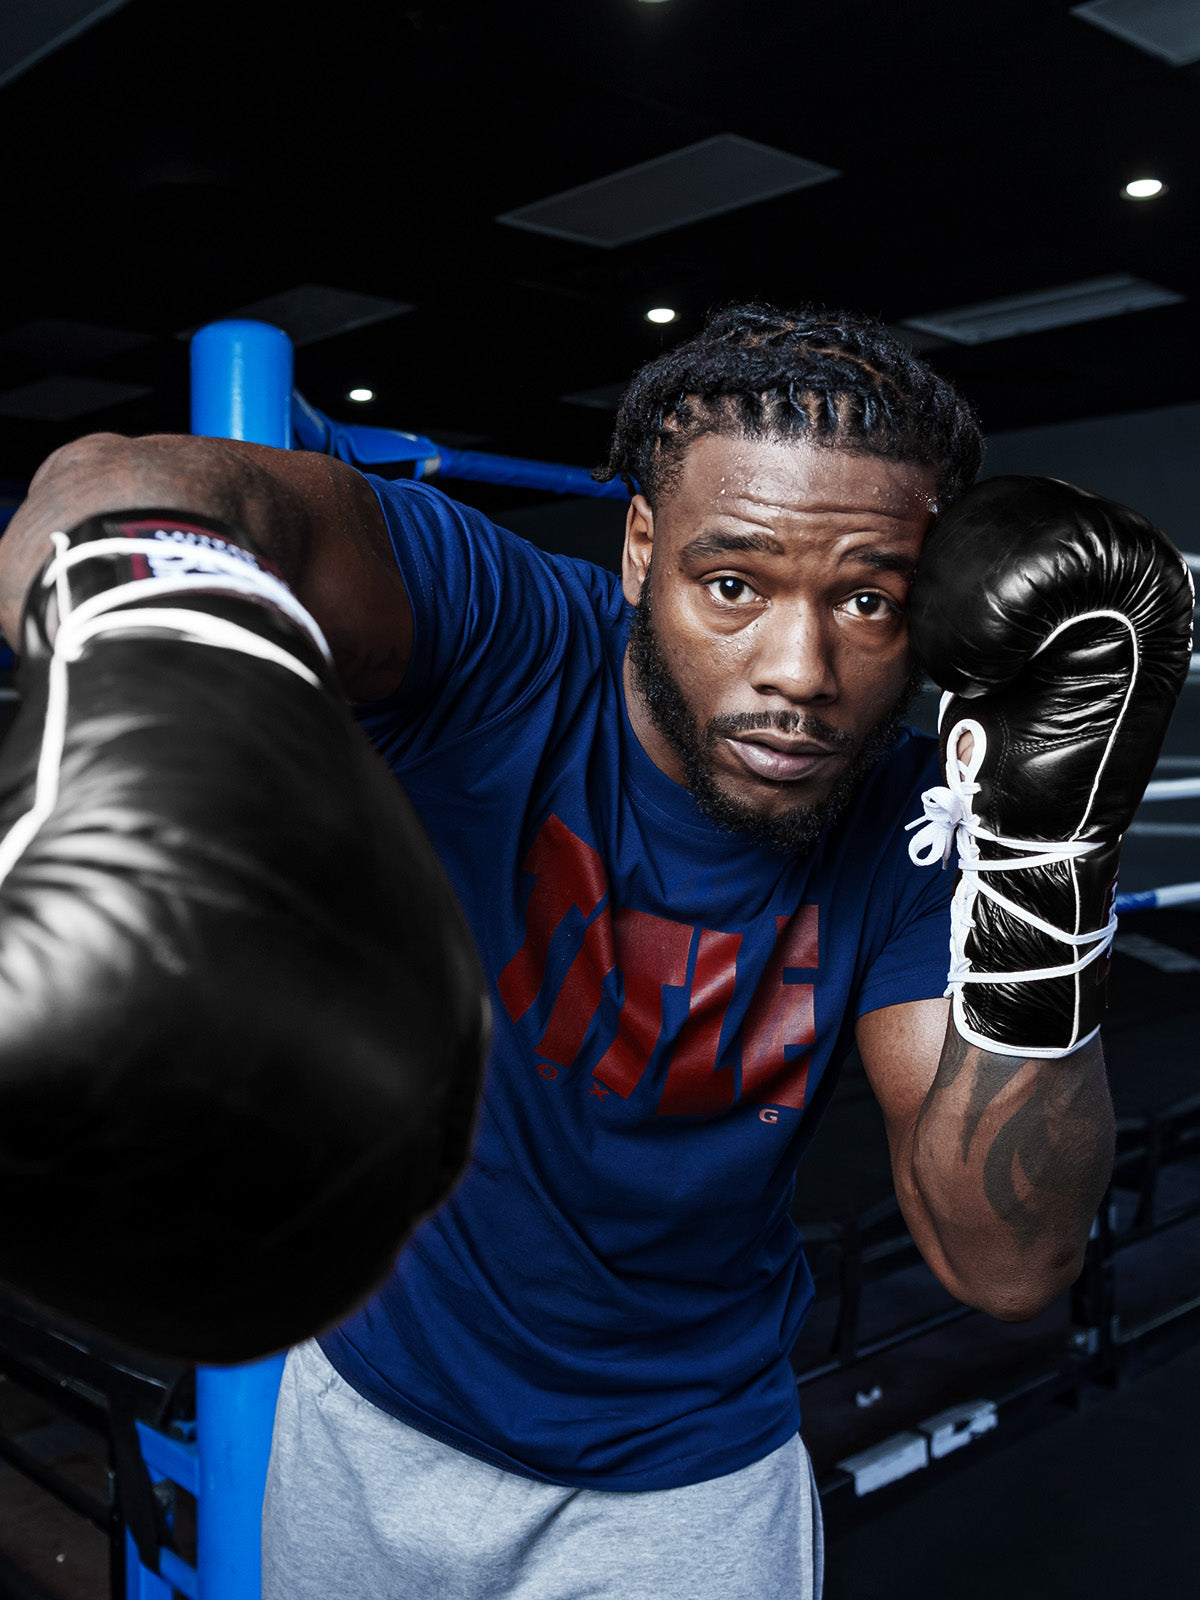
[0,431,412,699]
[858,998,1114,1319]
[0,440,484,1361]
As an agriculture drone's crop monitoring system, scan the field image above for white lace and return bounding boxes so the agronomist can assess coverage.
[906,695,1117,1058]
[0,532,333,891]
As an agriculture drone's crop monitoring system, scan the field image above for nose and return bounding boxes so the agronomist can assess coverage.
[748,604,838,705]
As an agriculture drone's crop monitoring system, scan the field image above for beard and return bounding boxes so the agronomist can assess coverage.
[627,577,922,854]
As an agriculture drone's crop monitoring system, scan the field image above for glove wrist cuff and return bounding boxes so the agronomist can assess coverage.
[0,511,335,895]
[26,507,305,635]
[21,509,333,683]
[949,1009,1103,1061]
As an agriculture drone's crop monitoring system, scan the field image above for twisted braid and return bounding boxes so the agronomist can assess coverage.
[594,302,982,509]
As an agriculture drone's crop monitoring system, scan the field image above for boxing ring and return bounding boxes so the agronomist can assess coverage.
[0,319,1198,1589]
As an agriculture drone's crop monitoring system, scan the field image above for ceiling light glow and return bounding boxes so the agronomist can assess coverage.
[646,307,677,324]
[348,387,374,402]
[1123,177,1164,199]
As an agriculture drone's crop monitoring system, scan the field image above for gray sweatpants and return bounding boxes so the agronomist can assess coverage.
[263,1339,824,1600]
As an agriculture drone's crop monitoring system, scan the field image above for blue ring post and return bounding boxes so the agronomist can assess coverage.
[186,318,291,1600]
[191,319,294,448]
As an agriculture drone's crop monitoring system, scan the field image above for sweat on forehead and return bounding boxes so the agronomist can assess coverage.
[637,433,942,549]
[650,424,942,520]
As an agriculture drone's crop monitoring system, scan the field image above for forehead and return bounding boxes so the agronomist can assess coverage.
[657,431,939,535]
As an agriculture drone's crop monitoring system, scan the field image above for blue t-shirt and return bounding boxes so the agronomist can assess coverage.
[319,476,953,1491]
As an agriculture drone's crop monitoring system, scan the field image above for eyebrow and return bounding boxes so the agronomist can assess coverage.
[678,529,918,579]
[679,530,787,562]
[850,548,919,578]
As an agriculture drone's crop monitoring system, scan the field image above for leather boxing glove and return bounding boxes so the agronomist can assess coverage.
[905,475,1193,1058]
[0,509,488,1362]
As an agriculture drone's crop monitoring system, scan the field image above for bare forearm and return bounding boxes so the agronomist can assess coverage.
[899,1027,1115,1319]
[0,432,404,697]
[0,433,309,636]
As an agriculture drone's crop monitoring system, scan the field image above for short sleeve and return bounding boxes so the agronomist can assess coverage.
[354,475,569,766]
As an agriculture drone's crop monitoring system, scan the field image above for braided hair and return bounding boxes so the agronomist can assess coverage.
[594,302,982,509]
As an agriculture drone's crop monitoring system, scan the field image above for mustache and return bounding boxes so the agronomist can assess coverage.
[703,711,856,752]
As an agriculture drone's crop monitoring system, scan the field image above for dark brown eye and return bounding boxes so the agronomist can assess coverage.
[708,577,754,604]
[849,592,890,618]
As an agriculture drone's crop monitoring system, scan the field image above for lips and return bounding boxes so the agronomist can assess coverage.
[723,735,841,784]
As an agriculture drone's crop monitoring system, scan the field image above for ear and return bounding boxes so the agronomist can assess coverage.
[621,494,654,606]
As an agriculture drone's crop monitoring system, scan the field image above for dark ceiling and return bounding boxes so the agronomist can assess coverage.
[0,0,1195,490]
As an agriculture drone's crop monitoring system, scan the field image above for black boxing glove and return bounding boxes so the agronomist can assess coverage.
[0,509,488,1362]
[905,475,1193,1058]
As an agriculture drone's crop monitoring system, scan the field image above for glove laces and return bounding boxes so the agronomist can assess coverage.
[906,698,1117,997]
[0,533,333,891]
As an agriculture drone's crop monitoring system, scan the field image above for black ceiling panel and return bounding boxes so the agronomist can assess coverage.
[0,0,1193,482]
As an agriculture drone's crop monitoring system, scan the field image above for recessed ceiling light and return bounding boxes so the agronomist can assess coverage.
[1123,177,1165,199]
[646,307,677,324]
[348,387,374,402]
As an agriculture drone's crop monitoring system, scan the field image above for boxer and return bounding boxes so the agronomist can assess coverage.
[0,302,1189,1598]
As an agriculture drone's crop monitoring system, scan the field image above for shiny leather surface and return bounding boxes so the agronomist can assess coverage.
[909,476,1193,1052]
[0,512,488,1363]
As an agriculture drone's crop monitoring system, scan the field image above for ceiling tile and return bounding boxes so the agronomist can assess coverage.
[188,285,414,349]
[0,375,151,422]
[1072,0,1200,65]
[498,136,838,249]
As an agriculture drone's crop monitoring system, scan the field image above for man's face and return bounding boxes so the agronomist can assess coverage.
[621,431,939,851]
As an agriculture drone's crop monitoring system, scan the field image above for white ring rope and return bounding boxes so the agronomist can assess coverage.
[1142,777,1200,801]
[0,531,333,892]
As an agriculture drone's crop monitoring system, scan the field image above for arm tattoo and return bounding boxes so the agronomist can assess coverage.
[962,1047,1028,1163]
[921,1031,1114,1253]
